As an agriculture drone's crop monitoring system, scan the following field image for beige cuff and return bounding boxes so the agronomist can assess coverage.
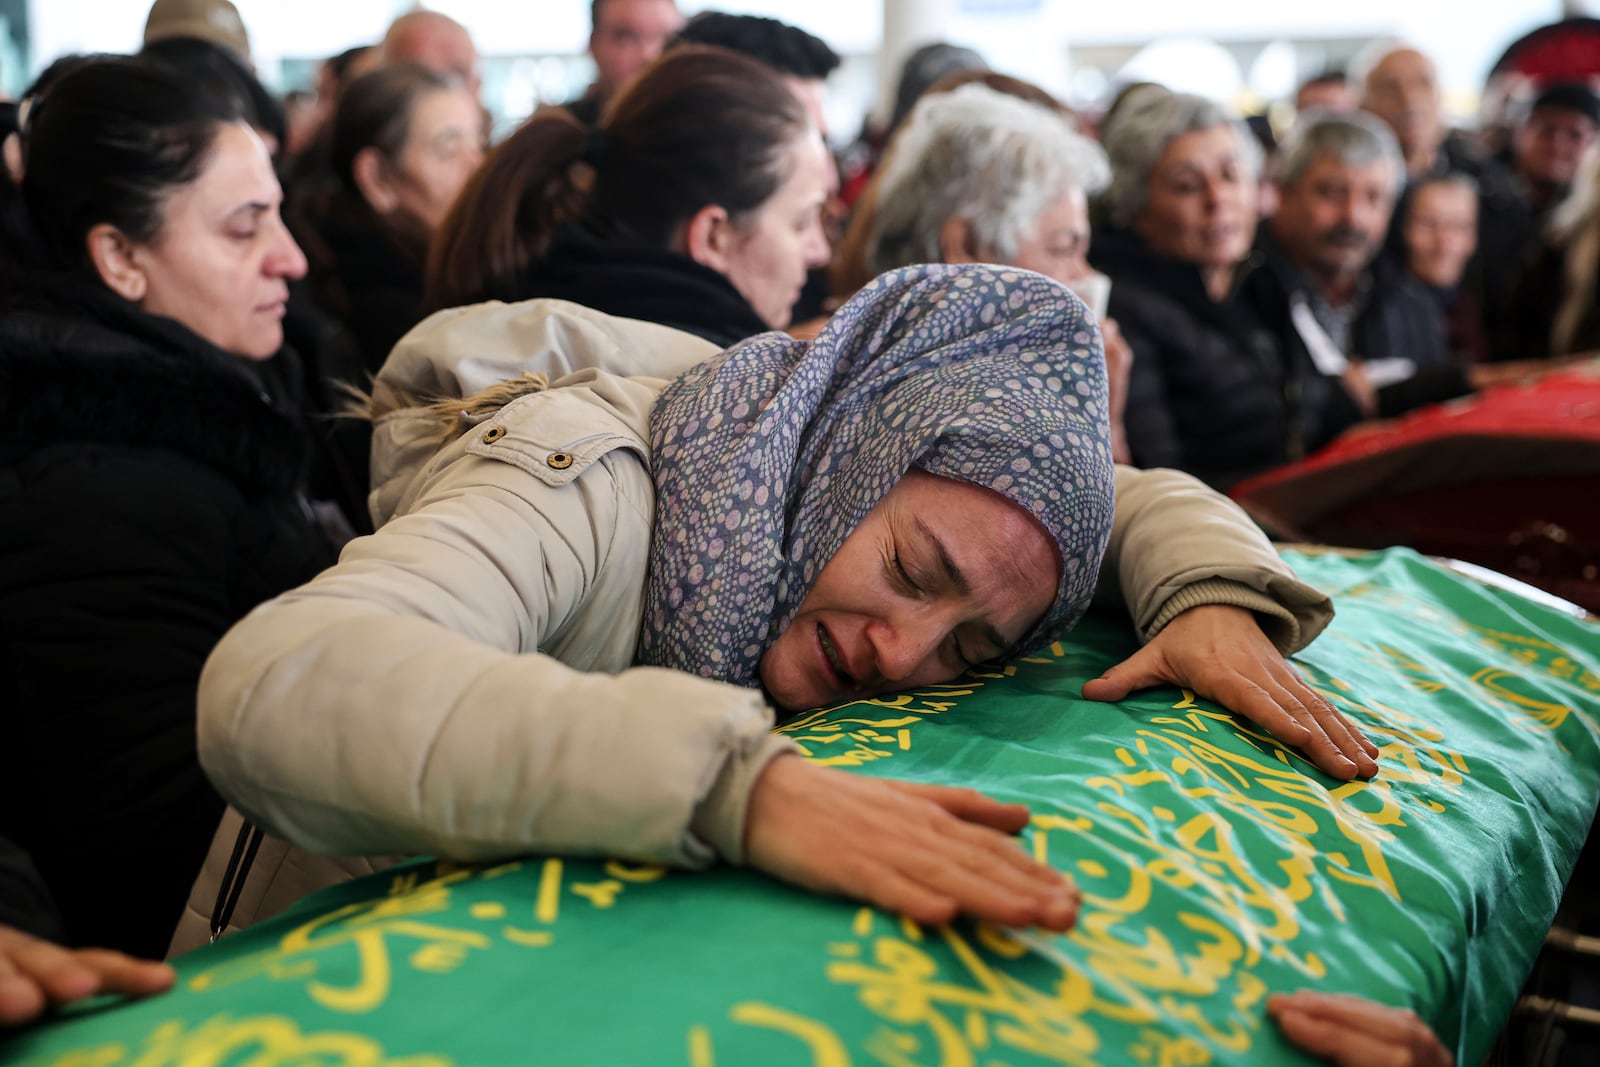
[1143,578,1302,652]
[688,731,800,865]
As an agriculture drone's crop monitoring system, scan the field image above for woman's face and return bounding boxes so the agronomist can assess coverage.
[134,122,307,360]
[1134,125,1258,272]
[758,469,1060,711]
[390,87,486,233]
[723,128,834,330]
[1008,188,1093,285]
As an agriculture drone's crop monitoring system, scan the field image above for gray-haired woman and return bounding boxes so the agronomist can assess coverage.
[848,82,1134,460]
[1090,91,1360,489]
[177,264,1375,952]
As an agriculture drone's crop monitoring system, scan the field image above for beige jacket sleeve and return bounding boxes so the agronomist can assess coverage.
[197,405,792,871]
[1096,465,1333,653]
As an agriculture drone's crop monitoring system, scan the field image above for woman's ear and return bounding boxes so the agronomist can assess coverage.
[351,146,400,215]
[86,223,148,303]
[938,215,987,264]
[683,203,735,273]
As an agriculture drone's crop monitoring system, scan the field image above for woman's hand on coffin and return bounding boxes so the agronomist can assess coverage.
[1268,990,1454,1066]
[0,924,175,1027]
[743,755,1080,931]
[1081,604,1380,781]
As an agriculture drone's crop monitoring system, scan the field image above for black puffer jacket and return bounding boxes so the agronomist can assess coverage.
[1091,228,1363,490]
[1241,231,1470,420]
[0,281,337,958]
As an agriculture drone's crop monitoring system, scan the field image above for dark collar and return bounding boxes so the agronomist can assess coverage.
[509,230,772,348]
[0,278,308,494]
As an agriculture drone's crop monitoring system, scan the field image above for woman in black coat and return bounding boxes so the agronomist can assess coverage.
[0,58,336,959]
[426,46,834,349]
[1091,91,1362,490]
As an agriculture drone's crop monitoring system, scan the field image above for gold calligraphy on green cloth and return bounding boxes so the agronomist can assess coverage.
[10,548,1599,1067]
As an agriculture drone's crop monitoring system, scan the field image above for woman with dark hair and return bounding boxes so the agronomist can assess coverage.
[296,63,483,374]
[427,45,832,347]
[139,33,374,534]
[0,57,335,959]
[140,35,286,156]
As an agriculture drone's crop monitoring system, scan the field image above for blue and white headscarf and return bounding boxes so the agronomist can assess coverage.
[637,263,1115,686]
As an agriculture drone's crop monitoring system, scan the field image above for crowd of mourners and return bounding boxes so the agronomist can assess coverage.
[2,0,1592,1062]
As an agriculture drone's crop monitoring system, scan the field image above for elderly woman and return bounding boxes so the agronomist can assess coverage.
[0,58,331,960]
[851,81,1132,459]
[426,46,832,347]
[1091,92,1360,489]
[174,264,1377,952]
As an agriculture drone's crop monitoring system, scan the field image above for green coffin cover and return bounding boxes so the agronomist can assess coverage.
[8,548,1600,1067]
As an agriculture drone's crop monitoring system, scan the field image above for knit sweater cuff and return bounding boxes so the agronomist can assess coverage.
[1144,578,1302,652]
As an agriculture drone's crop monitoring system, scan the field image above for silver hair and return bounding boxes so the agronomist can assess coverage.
[1098,91,1261,230]
[866,83,1109,274]
[1274,109,1405,196]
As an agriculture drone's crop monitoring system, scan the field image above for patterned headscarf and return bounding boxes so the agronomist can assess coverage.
[637,263,1115,685]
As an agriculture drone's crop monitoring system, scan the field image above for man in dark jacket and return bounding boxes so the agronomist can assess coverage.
[1246,111,1470,419]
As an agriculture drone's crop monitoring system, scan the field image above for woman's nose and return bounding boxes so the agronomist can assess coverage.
[803,223,832,270]
[270,228,309,281]
[864,615,947,686]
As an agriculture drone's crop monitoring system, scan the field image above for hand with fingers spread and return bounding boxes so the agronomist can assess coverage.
[743,755,1080,931]
[1081,604,1380,781]
[0,924,175,1028]
[1269,990,1453,1066]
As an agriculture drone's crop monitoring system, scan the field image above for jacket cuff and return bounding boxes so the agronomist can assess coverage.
[689,731,800,865]
[1143,578,1302,652]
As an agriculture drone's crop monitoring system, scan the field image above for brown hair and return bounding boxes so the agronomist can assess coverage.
[426,45,808,310]
[331,63,455,196]
[831,71,1075,297]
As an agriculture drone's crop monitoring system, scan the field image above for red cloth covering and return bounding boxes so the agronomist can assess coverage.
[1230,364,1600,611]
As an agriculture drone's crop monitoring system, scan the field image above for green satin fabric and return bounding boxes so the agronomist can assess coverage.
[11,548,1599,1067]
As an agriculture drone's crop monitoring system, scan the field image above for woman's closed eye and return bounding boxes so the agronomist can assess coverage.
[890,547,924,595]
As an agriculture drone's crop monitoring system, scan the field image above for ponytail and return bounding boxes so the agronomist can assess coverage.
[425,46,808,312]
[425,108,590,311]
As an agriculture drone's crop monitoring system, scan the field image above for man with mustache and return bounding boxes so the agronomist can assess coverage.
[1243,111,1466,420]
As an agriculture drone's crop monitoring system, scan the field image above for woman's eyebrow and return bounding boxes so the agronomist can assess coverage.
[225,201,272,220]
[914,515,970,594]
[913,515,1012,652]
